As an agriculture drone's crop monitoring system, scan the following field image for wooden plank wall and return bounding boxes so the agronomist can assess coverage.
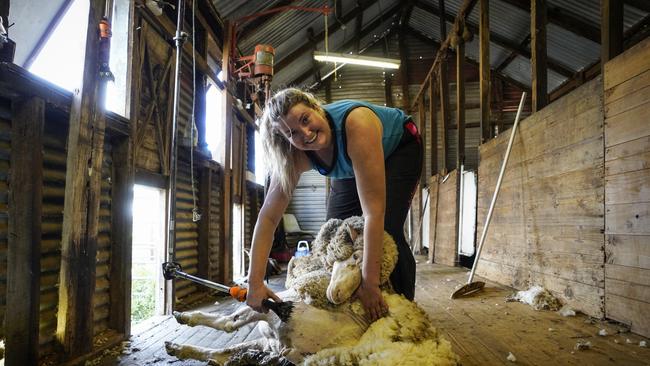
[603,37,650,337]
[476,77,605,317]
[432,170,458,266]
[0,101,9,340]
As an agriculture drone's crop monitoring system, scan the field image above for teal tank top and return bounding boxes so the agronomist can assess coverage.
[308,100,410,179]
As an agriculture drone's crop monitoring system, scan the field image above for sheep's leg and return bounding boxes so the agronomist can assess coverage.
[173,306,269,333]
[165,339,268,364]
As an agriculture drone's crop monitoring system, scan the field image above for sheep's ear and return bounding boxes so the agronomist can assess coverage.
[345,223,359,242]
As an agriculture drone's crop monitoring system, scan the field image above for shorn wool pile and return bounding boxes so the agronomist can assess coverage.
[165,217,459,365]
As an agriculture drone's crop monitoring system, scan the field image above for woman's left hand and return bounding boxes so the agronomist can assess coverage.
[355,280,388,322]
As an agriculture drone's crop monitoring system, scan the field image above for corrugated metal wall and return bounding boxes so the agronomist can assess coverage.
[287,170,327,233]
[93,141,113,335]
[174,150,200,300]
[0,101,9,340]
[40,116,67,352]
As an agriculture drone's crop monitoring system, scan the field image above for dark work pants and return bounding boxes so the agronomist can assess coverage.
[326,122,423,300]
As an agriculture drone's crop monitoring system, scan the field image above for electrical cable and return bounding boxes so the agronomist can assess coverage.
[190,0,200,222]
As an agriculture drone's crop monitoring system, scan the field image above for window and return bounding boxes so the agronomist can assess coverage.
[28,0,130,117]
[28,0,88,92]
[205,82,225,163]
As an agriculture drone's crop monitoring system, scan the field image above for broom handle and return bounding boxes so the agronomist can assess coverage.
[467,92,527,284]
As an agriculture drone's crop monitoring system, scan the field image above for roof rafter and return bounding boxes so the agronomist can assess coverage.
[274,0,378,73]
[289,3,402,87]
[415,0,575,77]
[406,26,531,94]
[497,0,600,43]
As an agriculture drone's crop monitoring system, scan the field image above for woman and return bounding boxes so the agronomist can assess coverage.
[247,88,422,322]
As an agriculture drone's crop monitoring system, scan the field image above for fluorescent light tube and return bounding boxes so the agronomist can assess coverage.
[314,51,400,69]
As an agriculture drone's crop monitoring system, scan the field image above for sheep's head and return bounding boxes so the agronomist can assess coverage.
[327,249,363,304]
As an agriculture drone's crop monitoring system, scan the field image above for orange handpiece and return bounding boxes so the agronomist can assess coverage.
[229,286,248,302]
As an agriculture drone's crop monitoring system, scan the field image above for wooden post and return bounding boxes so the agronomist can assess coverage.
[109,136,133,336]
[221,21,233,282]
[601,0,624,69]
[456,41,466,171]
[109,0,137,336]
[57,0,108,357]
[7,97,44,365]
[429,77,438,175]
[198,165,212,281]
[479,0,491,142]
[398,27,410,111]
[531,0,548,112]
[418,94,427,183]
[438,64,449,173]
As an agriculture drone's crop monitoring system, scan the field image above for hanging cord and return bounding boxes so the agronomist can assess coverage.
[190,0,201,222]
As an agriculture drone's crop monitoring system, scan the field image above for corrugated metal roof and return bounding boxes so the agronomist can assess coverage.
[467,0,531,45]
[547,23,600,73]
[212,0,280,21]
[501,55,567,92]
[409,6,444,42]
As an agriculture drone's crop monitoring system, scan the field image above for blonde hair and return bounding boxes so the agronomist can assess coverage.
[259,88,322,195]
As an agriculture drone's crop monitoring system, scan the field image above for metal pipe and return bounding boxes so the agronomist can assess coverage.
[166,0,186,263]
[467,92,526,283]
[171,269,232,293]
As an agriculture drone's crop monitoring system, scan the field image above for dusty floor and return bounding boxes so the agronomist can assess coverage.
[90,258,650,365]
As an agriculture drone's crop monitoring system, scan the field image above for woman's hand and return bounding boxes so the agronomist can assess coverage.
[355,279,388,322]
[246,283,282,313]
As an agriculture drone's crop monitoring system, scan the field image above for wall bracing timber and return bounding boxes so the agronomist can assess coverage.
[603,36,650,338]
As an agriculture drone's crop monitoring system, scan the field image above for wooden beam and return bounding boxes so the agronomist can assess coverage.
[531,0,548,112]
[399,27,411,111]
[57,0,108,357]
[109,1,137,335]
[7,96,44,365]
[429,78,438,174]
[601,0,624,69]
[439,0,447,39]
[109,136,134,336]
[406,26,532,92]
[354,1,363,53]
[416,0,574,78]
[456,41,466,170]
[221,20,234,283]
[274,1,377,72]
[439,62,450,173]
[479,0,490,143]
[418,94,427,183]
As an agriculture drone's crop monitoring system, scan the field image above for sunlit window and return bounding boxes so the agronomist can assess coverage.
[29,0,88,92]
[28,0,129,117]
[205,82,225,164]
[255,129,266,185]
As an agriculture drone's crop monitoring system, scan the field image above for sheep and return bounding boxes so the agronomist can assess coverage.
[287,216,398,307]
[165,217,459,365]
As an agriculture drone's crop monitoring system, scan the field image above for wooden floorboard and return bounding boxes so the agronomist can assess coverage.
[91,260,650,365]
